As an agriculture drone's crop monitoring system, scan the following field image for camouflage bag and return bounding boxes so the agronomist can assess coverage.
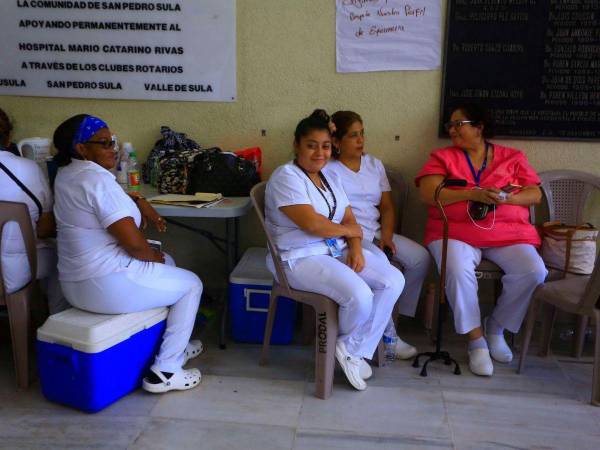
[158,148,203,194]
[143,126,203,194]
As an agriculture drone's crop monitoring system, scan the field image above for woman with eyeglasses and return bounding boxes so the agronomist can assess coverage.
[265,109,404,391]
[415,103,547,377]
[323,110,429,360]
[53,114,204,393]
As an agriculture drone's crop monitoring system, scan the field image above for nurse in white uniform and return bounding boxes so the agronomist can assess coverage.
[266,109,405,391]
[324,110,430,360]
[52,114,203,393]
[0,108,68,314]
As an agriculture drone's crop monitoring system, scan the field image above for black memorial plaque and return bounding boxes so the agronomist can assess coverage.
[441,0,600,140]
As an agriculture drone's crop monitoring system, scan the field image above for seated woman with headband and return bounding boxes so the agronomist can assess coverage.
[52,114,204,393]
[265,109,405,391]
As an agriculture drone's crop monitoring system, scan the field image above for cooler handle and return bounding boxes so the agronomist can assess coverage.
[244,288,271,313]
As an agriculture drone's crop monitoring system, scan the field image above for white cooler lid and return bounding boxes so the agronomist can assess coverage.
[37,307,168,354]
[229,247,274,286]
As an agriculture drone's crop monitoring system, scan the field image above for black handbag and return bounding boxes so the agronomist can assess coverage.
[187,148,259,197]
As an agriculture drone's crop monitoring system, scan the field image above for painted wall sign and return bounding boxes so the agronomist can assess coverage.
[336,0,442,72]
[0,0,236,102]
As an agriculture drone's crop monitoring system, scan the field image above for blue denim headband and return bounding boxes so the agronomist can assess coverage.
[72,115,108,155]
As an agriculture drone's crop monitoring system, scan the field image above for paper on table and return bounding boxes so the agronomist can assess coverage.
[149,192,223,208]
[150,193,222,202]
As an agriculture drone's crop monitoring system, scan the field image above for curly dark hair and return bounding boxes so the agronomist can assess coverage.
[293,109,331,143]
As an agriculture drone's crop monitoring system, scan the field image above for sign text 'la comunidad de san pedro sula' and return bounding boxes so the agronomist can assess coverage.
[0,0,236,102]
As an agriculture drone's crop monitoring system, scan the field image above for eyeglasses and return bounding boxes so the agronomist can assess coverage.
[444,120,475,131]
[85,138,117,150]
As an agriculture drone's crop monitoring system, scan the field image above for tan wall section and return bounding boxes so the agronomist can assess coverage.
[2,0,599,283]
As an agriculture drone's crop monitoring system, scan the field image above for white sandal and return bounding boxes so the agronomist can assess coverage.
[142,366,202,394]
[183,340,204,365]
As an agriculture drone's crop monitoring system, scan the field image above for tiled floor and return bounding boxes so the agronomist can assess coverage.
[0,321,598,450]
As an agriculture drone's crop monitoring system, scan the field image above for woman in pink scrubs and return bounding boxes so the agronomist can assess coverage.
[415,103,547,377]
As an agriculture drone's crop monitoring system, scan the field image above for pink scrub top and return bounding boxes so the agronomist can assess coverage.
[415,143,541,248]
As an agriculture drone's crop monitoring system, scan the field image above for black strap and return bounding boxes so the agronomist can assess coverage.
[294,161,337,220]
[1,143,20,157]
[0,160,43,217]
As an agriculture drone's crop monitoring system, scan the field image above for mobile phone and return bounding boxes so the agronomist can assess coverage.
[147,239,162,251]
[498,183,522,201]
[383,246,394,261]
[501,183,522,193]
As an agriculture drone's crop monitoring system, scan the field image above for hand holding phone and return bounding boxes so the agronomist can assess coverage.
[498,183,522,201]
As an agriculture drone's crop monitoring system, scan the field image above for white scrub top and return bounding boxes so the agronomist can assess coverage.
[265,162,350,261]
[323,154,391,242]
[54,159,141,282]
[0,151,53,284]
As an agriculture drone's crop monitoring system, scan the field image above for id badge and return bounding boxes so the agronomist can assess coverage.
[325,238,343,258]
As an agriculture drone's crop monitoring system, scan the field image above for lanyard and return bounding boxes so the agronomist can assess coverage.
[463,142,490,186]
[294,160,337,220]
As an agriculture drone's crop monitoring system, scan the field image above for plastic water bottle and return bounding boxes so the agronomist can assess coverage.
[127,153,140,192]
[116,140,129,188]
[109,135,120,177]
[125,144,140,192]
[383,334,398,361]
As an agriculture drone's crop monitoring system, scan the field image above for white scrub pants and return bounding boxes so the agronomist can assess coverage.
[61,254,202,373]
[2,246,69,314]
[274,248,405,359]
[366,232,431,317]
[428,239,547,335]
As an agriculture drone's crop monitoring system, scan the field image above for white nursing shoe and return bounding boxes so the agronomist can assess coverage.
[392,337,418,360]
[468,348,494,377]
[359,358,373,380]
[485,334,513,363]
[483,317,513,363]
[335,340,367,391]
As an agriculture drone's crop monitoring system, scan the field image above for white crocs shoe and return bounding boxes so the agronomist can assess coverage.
[183,340,204,365]
[335,341,367,391]
[142,366,202,393]
[468,348,494,377]
[483,317,513,363]
[359,358,373,380]
[392,337,418,360]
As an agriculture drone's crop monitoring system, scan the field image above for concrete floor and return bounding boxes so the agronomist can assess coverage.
[0,320,599,450]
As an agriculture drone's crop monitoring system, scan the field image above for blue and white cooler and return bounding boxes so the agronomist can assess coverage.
[229,247,296,344]
[36,307,167,413]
